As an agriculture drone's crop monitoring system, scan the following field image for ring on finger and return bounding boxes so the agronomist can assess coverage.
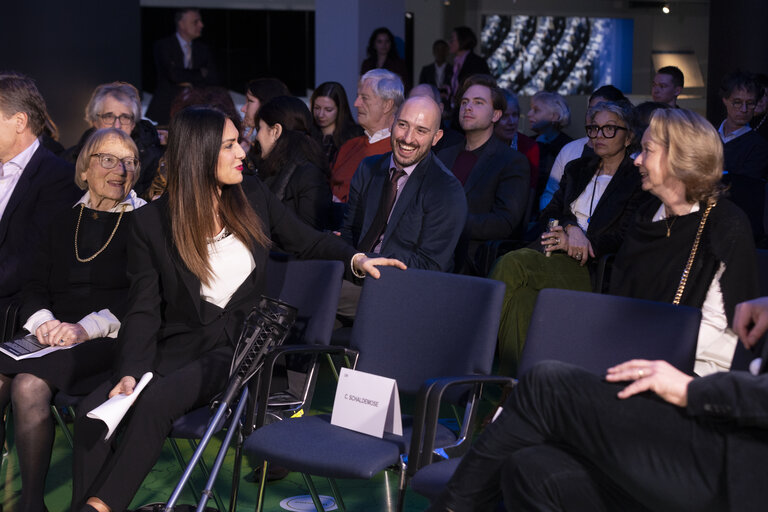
[638,369,645,378]
[58,339,65,345]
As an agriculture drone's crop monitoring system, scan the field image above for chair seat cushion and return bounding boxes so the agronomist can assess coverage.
[243,414,456,479]
[411,457,462,500]
[170,405,225,439]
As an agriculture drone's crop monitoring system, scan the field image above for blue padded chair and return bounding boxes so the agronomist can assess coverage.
[410,288,702,505]
[165,257,345,511]
[242,267,506,512]
[518,288,701,377]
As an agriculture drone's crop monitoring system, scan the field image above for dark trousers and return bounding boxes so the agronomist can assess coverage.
[71,347,230,511]
[429,361,727,512]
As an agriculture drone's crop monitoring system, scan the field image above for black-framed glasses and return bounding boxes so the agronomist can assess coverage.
[91,153,138,171]
[585,124,628,139]
[97,112,135,125]
[730,99,757,111]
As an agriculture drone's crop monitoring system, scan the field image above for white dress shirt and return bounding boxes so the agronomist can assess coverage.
[0,138,39,221]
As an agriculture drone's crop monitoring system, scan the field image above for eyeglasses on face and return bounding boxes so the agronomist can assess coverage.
[585,124,628,139]
[97,112,135,125]
[730,100,757,111]
[91,153,138,171]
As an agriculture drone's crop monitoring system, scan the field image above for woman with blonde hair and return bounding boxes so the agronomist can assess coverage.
[610,107,759,376]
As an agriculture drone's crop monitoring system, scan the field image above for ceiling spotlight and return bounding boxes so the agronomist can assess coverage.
[443,0,451,5]
[662,3,670,14]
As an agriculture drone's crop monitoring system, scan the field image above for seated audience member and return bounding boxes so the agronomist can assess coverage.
[526,91,573,207]
[0,72,81,304]
[408,83,463,152]
[240,77,290,151]
[447,26,490,108]
[494,89,539,191]
[635,101,673,130]
[331,69,403,202]
[63,82,163,197]
[40,111,65,156]
[491,100,645,375]
[437,75,529,275]
[651,65,684,107]
[360,27,410,91]
[717,71,768,242]
[611,108,758,376]
[718,70,768,180]
[751,72,768,140]
[0,128,145,511]
[310,81,363,167]
[337,96,467,321]
[253,96,332,233]
[419,40,452,101]
[70,107,404,512]
[539,85,628,210]
[428,294,768,512]
[145,8,219,126]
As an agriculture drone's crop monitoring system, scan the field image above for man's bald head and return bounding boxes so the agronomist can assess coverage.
[390,96,444,168]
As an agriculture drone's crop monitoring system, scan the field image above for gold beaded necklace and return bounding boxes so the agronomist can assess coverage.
[74,203,127,263]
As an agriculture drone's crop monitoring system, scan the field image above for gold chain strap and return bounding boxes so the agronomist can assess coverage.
[673,199,716,305]
[74,203,127,263]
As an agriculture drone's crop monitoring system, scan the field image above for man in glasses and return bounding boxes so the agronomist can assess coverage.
[717,71,768,241]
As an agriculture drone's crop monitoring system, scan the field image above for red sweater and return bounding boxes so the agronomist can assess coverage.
[330,135,391,202]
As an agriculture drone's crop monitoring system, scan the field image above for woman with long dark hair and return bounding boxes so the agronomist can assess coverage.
[70,107,404,512]
[255,95,332,232]
[310,82,363,166]
[360,27,410,90]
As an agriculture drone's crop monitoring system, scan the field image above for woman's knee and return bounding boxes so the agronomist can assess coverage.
[11,373,53,406]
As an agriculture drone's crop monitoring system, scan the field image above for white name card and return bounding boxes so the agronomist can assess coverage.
[330,368,402,438]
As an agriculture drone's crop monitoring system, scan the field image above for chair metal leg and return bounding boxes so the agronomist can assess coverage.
[396,455,407,512]
[301,473,326,512]
[255,460,269,512]
[168,438,202,503]
[327,477,346,512]
[50,405,73,448]
[324,353,340,381]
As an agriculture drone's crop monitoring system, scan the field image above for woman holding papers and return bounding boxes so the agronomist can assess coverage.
[0,128,145,512]
[70,106,404,512]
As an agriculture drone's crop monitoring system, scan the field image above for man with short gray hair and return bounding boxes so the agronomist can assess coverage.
[330,69,404,202]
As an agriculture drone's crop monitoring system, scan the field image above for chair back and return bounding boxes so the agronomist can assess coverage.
[265,257,344,346]
[518,288,701,377]
[349,267,506,394]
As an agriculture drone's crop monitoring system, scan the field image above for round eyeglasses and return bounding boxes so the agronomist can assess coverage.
[91,153,138,171]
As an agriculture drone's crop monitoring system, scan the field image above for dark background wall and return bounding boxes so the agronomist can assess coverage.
[707,0,768,124]
[140,7,315,98]
[0,1,142,147]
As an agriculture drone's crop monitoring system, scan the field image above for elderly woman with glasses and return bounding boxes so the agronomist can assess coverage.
[63,82,164,197]
[490,100,647,376]
[0,128,145,512]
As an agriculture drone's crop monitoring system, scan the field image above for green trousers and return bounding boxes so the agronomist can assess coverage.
[489,249,592,376]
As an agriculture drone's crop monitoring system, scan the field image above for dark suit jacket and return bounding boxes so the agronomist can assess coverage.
[262,159,332,233]
[0,144,80,300]
[437,136,530,241]
[339,152,467,272]
[687,342,768,511]
[419,62,452,90]
[539,154,647,257]
[146,35,219,125]
[455,52,490,91]
[115,176,355,381]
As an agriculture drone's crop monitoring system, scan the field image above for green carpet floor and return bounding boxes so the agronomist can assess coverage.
[1,365,436,512]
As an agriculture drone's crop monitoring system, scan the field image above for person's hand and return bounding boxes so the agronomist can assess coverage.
[605,359,693,407]
[733,297,768,349]
[44,322,89,347]
[35,319,61,346]
[109,376,137,398]
[563,225,594,266]
[352,254,407,279]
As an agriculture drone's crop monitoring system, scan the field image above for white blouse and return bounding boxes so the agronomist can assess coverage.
[570,173,613,231]
[200,229,256,308]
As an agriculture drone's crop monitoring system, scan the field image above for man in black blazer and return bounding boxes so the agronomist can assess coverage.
[145,8,219,125]
[0,73,80,304]
[437,75,529,275]
[418,39,452,103]
[430,295,768,511]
